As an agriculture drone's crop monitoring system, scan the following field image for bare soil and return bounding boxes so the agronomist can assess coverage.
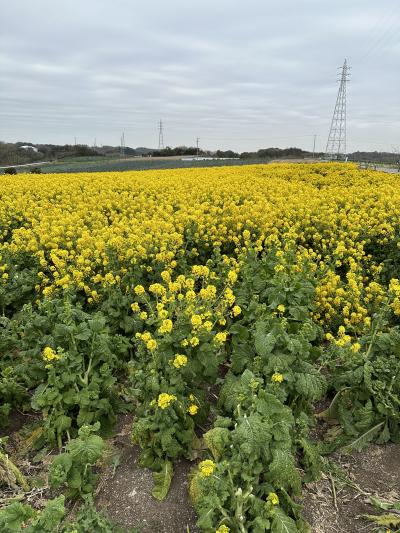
[302,443,400,533]
[96,414,199,533]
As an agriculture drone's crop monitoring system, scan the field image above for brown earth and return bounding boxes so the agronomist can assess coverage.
[95,414,199,533]
[302,443,400,533]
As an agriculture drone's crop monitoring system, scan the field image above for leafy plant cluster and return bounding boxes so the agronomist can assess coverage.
[188,250,326,531]
[0,494,139,533]
[49,422,105,497]
[0,297,130,446]
[319,312,400,450]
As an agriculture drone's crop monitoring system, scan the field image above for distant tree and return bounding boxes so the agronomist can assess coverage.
[4,167,17,174]
[215,150,239,158]
[30,167,42,174]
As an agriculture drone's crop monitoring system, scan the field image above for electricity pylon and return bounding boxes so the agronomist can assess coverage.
[158,120,165,150]
[325,59,350,160]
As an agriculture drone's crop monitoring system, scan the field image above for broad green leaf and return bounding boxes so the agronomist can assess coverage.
[362,513,400,527]
[152,460,173,501]
[203,427,230,461]
[271,508,299,533]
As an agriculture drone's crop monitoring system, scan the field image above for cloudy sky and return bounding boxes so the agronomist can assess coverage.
[1,0,399,152]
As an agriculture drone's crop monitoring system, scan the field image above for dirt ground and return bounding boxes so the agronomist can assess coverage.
[302,444,400,533]
[95,414,199,533]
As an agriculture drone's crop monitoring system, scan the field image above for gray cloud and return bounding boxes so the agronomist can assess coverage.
[1,0,399,152]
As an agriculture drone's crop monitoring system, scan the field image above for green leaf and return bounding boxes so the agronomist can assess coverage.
[88,316,106,333]
[152,460,173,500]
[271,508,299,533]
[316,388,350,420]
[362,513,400,527]
[0,502,35,532]
[230,343,251,373]
[354,400,375,433]
[203,427,231,461]
[369,496,400,512]
[254,326,276,358]
[294,364,326,402]
[342,421,385,453]
[268,449,301,495]
[32,496,65,532]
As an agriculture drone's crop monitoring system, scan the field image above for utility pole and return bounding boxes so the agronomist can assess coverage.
[74,136,77,146]
[312,135,317,158]
[158,120,165,150]
[196,137,200,159]
[325,59,350,160]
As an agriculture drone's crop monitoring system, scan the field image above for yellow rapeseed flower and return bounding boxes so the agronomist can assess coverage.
[271,372,284,383]
[199,459,216,477]
[157,393,177,409]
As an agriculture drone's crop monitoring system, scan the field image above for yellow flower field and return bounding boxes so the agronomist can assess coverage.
[1,162,399,332]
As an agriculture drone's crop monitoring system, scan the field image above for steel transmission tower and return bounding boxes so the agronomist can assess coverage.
[120,132,125,157]
[325,59,350,160]
[158,120,165,149]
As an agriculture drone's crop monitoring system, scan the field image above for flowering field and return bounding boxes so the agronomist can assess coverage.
[1,163,400,532]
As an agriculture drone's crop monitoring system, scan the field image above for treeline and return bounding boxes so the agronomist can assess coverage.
[1,141,399,166]
[348,151,400,164]
[0,142,100,166]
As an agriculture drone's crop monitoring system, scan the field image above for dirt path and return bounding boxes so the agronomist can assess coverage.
[96,415,199,533]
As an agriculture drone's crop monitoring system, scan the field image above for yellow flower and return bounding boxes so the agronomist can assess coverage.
[232,305,241,317]
[199,459,216,477]
[157,393,177,409]
[186,290,196,301]
[146,339,157,351]
[190,336,199,346]
[131,302,140,312]
[172,354,188,368]
[277,304,285,313]
[160,270,171,282]
[351,342,361,353]
[214,331,227,344]
[140,311,148,320]
[271,372,284,383]
[191,314,203,328]
[134,284,145,295]
[202,320,213,332]
[159,319,173,334]
[227,270,237,284]
[274,264,284,272]
[267,492,279,506]
[188,404,198,415]
[216,526,230,533]
[42,346,60,361]
[149,283,166,296]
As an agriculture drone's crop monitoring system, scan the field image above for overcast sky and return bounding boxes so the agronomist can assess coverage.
[1,0,399,152]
